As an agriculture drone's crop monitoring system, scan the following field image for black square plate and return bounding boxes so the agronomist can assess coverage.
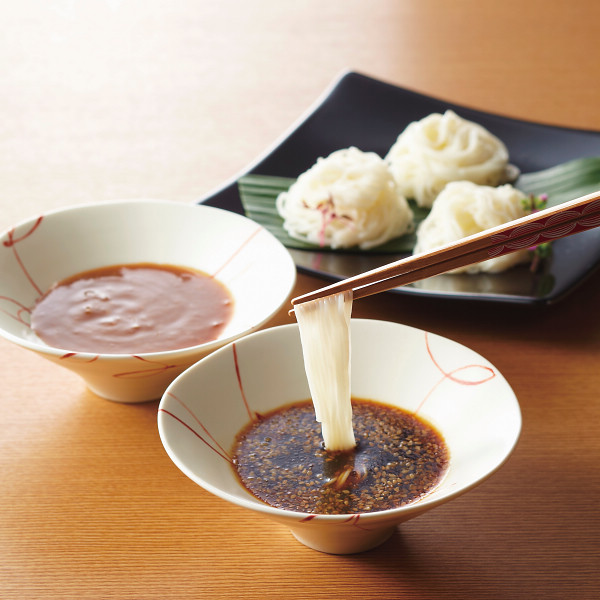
[200,71,600,304]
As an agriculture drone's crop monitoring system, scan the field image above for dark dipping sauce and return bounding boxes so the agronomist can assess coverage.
[31,263,233,354]
[232,398,449,515]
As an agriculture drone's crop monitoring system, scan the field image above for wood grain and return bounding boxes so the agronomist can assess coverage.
[1,2,599,599]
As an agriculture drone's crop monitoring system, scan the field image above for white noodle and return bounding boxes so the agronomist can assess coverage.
[276,147,413,250]
[295,291,355,451]
[386,110,510,208]
[414,181,531,273]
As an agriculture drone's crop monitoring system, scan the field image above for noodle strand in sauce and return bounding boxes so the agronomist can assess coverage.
[231,292,449,515]
[295,291,355,451]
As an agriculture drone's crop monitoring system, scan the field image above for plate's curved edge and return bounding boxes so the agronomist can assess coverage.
[197,69,600,215]
[349,70,600,135]
[198,69,600,209]
[195,70,600,305]
[197,68,355,210]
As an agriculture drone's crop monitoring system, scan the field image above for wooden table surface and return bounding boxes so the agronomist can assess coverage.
[1,2,599,598]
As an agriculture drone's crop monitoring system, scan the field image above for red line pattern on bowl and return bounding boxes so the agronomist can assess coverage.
[0,296,32,326]
[2,216,45,297]
[341,514,371,530]
[159,398,233,464]
[111,355,177,378]
[1,213,268,360]
[159,329,498,525]
[60,353,100,363]
[415,332,496,415]
[210,226,263,279]
[232,342,255,421]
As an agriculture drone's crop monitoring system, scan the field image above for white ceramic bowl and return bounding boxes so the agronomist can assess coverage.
[158,319,521,554]
[0,200,296,402]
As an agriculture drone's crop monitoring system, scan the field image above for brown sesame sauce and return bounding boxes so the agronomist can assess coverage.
[232,398,449,515]
[31,263,233,354]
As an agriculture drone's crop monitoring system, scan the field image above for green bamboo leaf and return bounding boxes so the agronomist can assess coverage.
[517,157,600,206]
[238,157,600,254]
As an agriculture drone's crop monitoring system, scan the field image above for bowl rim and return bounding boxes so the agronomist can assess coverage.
[0,198,296,360]
[157,319,522,523]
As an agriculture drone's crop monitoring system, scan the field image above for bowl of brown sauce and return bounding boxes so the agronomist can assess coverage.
[158,319,521,554]
[0,200,296,402]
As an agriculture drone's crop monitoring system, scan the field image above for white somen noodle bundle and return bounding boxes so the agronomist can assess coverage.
[414,181,531,273]
[386,110,510,208]
[276,147,413,250]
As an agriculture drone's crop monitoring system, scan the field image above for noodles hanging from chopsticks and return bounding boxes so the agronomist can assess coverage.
[295,291,355,451]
